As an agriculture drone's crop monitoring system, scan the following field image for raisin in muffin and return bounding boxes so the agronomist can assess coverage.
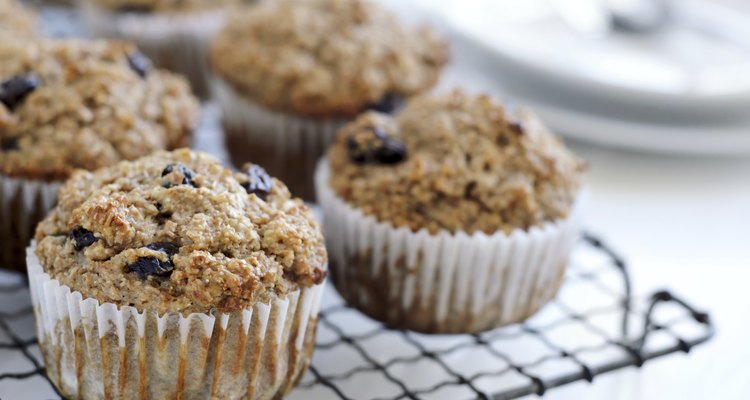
[0,39,198,271]
[89,0,240,12]
[210,0,449,200]
[316,90,586,333]
[77,0,246,97]
[0,0,36,38]
[29,149,327,399]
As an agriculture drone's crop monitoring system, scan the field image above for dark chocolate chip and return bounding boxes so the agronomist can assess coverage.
[127,242,179,279]
[117,5,152,13]
[348,127,407,165]
[155,203,173,222]
[70,227,98,251]
[350,151,367,164]
[372,139,407,164]
[0,74,40,111]
[508,121,524,135]
[146,242,179,257]
[127,257,174,279]
[464,181,477,199]
[365,93,404,114]
[126,51,151,78]
[346,136,359,151]
[241,164,273,200]
[0,136,19,151]
[161,163,196,188]
[156,211,173,221]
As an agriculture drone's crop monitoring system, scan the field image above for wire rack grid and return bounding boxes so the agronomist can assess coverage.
[0,235,713,400]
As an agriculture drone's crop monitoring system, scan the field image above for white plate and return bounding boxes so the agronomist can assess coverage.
[528,100,750,156]
[422,0,750,123]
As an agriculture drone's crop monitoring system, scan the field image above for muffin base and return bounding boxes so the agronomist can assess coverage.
[77,0,226,98]
[315,160,585,334]
[0,175,60,272]
[212,77,346,201]
[27,245,325,400]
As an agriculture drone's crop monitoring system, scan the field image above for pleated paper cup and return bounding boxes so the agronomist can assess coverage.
[0,174,61,271]
[315,160,585,333]
[27,244,325,400]
[211,76,347,201]
[77,0,227,97]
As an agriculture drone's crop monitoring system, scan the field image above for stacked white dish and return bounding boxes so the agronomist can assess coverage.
[408,0,750,156]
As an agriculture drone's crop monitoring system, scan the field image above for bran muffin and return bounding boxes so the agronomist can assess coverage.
[0,39,199,271]
[77,0,247,97]
[316,90,586,333]
[29,149,327,399]
[210,0,449,200]
[0,0,36,38]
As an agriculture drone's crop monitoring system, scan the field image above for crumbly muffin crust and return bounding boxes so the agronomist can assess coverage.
[0,0,36,38]
[327,90,586,234]
[90,0,241,13]
[35,149,328,315]
[211,0,449,118]
[0,40,199,181]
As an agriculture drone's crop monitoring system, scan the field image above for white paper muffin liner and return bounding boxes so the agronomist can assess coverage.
[27,244,325,399]
[0,175,61,270]
[77,0,227,97]
[211,76,347,200]
[315,160,586,333]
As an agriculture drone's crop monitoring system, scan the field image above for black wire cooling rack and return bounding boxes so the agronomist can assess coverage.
[0,234,713,400]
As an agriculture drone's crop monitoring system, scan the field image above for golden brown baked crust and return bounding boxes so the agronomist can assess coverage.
[0,0,36,38]
[35,149,328,315]
[0,40,199,181]
[90,0,241,13]
[210,0,449,118]
[328,90,586,234]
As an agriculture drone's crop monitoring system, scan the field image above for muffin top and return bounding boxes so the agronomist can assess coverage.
[0,40,199,181]
[35,149,328,315]
[211,0,449,118]
[0,0,36,37]
[90,0,241,13]
[327,90,586,235]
